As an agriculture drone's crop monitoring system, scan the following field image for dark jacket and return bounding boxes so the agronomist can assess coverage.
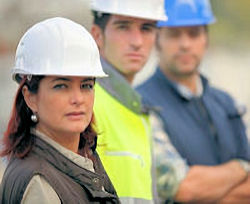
[0,135,119,204]
[137,68,249,165]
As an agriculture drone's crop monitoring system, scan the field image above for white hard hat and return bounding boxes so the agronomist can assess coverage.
[13,17,107,82]
[91,0,167,21]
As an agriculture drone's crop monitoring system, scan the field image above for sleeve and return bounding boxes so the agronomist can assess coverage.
[21,175,61,204]
[150,112,189,200]
[213,89,250,160]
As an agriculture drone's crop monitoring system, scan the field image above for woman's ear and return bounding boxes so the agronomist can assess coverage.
[22,86,38,112]
[91,25,104,50]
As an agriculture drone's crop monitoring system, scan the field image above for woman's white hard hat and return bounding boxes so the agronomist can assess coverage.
[13,17,107,82]
[91,0,167,21]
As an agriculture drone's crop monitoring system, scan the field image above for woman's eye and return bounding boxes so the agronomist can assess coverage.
[81,84,94,90]
[53,84,67,89]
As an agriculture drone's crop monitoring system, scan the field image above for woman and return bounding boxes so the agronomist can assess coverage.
[0,17,119,203]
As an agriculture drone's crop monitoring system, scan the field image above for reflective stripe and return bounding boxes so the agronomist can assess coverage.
[140,116,151,139]
[119,197,154,204]
[105,151,144,167]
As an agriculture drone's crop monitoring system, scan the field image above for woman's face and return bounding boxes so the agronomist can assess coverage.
[25,76,95,138]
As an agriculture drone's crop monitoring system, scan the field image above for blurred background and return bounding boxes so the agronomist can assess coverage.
[0,0,250,177]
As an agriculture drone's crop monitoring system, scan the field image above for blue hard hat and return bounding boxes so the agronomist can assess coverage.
[158,0,216,27]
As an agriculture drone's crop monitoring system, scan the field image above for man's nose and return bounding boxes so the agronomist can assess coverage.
[130,28,143,50]
[179,33,192,50]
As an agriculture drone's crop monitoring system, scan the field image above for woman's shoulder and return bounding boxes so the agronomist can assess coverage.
[21,175,60,204]
[5,154,47,180]
[0,155,49,203]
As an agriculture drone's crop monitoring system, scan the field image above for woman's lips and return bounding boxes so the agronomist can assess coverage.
[66,112,85,120]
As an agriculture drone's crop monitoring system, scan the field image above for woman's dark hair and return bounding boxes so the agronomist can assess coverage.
[1,75,97,159]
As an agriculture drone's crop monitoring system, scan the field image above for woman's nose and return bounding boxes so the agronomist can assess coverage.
[70,88,84,106]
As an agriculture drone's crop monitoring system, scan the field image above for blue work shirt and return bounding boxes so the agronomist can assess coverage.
[136,68,250,165]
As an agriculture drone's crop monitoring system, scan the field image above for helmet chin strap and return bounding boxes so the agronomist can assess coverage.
[27,75,32,81]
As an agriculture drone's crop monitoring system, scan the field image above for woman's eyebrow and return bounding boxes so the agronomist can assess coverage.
[50,77,95,83]
[51,77,71,82]
[82,77,95,82]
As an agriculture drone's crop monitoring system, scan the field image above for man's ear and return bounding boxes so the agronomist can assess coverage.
[155,29,162,51]
[22,86,38,113]
[91,24,104,50]
[205,35,209,49]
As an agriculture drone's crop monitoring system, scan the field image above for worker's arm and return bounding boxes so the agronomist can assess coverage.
[150,113,249,203]
[218,174,250,204]
[151,113,190,201]
[174,160,247,203]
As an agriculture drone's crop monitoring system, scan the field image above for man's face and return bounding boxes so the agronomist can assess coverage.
[157,26,208,78]
[92,15,156,82]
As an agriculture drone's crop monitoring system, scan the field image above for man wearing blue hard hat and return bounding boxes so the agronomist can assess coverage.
[137,0,250,203]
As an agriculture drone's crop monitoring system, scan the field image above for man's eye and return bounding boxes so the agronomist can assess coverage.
[142,26,155,33]
[53,84,67,89]
[189,30,200,38]
[81,84,94,90]
[167,31,180,38]
[117,25,129,30]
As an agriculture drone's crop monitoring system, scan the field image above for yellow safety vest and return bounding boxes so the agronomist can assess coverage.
[94,83,153,202]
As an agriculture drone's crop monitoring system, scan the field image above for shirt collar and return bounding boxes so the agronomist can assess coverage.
[156,68,204,100]
[176,76,203,100]
[31,128,95,173]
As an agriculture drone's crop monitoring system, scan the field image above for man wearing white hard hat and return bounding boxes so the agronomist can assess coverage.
[90,0,166,203]
[137,0,250,203]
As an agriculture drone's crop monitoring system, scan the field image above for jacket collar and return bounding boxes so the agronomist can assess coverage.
[32,135,117,199]
[97,57,148,114]
[155,67,209,101]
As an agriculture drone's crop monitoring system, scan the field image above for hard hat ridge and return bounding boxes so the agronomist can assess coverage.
[91,0,167,21]
[157,0,216,27]
[13,17,107,83]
